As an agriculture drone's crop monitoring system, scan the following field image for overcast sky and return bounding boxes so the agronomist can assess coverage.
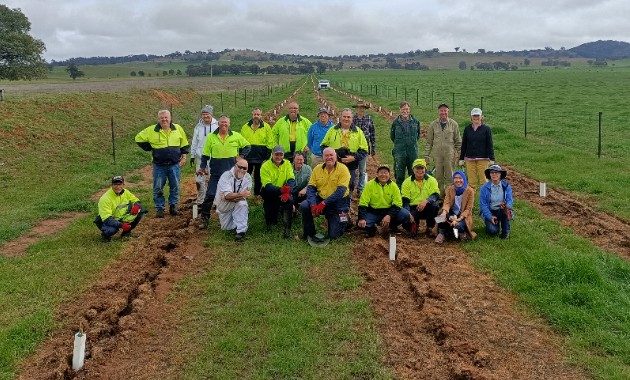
[6,0,630,61]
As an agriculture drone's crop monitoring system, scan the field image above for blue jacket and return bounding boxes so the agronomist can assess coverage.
[307,120,334,156]
[479,179,513,220]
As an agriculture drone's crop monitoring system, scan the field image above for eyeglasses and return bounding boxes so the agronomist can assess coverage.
[236,164,248,170]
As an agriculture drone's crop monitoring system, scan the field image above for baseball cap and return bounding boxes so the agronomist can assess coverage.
[112,175,124,184]
[317,107,330,115]
[272,145,285,154]
[412,158,427,169]
[471,108,483,116]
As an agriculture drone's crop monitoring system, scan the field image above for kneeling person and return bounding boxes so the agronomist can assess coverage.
[357,165,412,237]
[215,158,252,241]
[401,159,440,235]
[261,145,296,238]
[95,176,145,241]
[300,148,350,241]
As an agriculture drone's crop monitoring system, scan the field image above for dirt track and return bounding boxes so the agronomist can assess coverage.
[12,81,628,379]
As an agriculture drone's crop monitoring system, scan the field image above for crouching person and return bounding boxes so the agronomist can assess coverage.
[215,157,252,242]
[401,158,440,236]
[434,171,477,243]
[95,176,145,242]
[479,164,513,239]
[300,147,350,242]
[261,145,296,238]
[357,165,412,237]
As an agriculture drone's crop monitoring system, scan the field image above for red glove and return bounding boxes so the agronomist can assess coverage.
[280,193,290,202]
[130,204,140,215]
[311,202,325,217]
[121,222,132,232]
[281,184,291,194]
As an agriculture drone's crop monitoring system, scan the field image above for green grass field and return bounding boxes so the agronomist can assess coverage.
[323,69,630,218]
[2,70,630,379]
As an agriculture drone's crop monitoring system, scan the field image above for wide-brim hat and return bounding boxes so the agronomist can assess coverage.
[484,164,507,179]
[307,233,330,247]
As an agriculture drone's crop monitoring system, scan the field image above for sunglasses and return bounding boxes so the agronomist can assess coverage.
[236,164,248,170]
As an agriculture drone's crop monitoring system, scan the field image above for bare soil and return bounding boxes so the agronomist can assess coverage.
[0,75,291,96]
[13,85,626,379]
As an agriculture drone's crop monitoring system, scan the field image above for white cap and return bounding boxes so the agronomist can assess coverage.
[471,108,483,116]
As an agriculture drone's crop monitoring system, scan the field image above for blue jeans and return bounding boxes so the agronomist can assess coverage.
[484,208,510,237]
[362,208,411,229]
[153,163,181,210]
[357,157,367,193]
[301,196,349,240]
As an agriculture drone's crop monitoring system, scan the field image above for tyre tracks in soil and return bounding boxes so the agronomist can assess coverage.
[15,89,311,380]
[319,87,592,378]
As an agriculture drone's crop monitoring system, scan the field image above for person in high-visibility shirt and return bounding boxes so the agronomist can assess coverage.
[240,107,273,200]
[197,115,251,228]
[135,110,189,218]
[401,158,440,236]
[272,101,311,162]
[320,108,368,201]
[260,145,296,239]
[357,165,412,237]
[300,147,351,242]
[95,176,145,242]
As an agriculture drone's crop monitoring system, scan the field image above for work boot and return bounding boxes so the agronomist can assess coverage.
[156,208,165,218]
[235,232,246,242]
[198,216,209,229]
[169,204,181,216]
[101,233,112,242]
[282,210,293,239]
[121,231,138,239]
[366,225,377,237]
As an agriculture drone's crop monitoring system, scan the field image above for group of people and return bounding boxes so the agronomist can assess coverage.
[96,99,512,244]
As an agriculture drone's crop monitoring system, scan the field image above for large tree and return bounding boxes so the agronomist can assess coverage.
[0,5,47,80]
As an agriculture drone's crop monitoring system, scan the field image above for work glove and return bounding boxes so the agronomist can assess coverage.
[280,193,290,202]
[130,204,141,215]
[424,155,430,165]
[281,184,291,194]
[311,202,325,217]
[489,160,495,165]
[121,222,132,232]
[190,157,195,167]
[458,160,465,166]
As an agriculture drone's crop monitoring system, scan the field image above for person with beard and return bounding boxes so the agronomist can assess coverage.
[240,107,273,201]
[260,145,296,238]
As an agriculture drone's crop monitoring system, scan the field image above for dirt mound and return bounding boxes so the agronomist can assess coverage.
[153,90,181,107]
[17,181,209,380]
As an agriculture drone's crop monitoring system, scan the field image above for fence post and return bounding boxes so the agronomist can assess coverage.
[244,89,247,106]
[524,102,528,137]
[0,89,4,102]
[480,97,484,110]
[111,116,116,164]
[598,111,602,158]
[234,90,237,106]
[452,92,455,115]
[220,92,224,113]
